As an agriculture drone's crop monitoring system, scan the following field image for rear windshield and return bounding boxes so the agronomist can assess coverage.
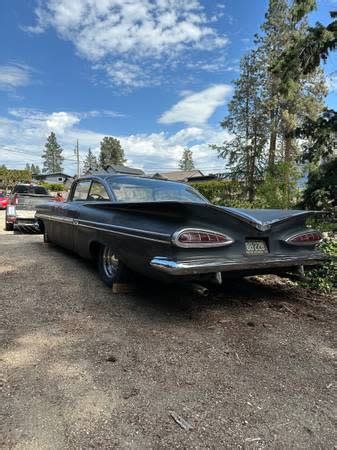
[107,176,207,203]
[13,185,49,195]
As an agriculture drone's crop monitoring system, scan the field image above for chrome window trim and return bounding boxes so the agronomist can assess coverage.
[172,228,234,248]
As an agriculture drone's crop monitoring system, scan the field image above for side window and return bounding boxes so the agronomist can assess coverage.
[88,181,110,201]
[72,180,91,201]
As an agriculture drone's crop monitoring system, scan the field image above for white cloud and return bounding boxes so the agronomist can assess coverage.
[158,84,232,126]
[0,63,32,91]
[25,0,228,88]
[1,108,229,174]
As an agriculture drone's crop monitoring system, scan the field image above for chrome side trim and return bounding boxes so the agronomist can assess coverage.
[79,218,169,238]
[78,222,170,244]
[284,230,323,246]
[172,228,234,248]
[150,255,326,275]
[35,213,73,225]
[35,213,170,244]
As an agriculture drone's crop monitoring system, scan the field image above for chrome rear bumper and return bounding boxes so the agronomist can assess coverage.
[150,255,326,275]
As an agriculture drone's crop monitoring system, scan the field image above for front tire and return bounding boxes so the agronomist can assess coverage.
[98,245,124,287]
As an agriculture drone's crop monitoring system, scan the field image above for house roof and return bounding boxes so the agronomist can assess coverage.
[34,172,73,179]
[85,165,145,176]
[152,170,204,182]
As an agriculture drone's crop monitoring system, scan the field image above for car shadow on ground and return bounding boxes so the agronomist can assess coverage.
[28,238,330,325]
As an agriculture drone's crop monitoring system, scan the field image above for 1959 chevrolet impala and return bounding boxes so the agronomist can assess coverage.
[35,166,325,288]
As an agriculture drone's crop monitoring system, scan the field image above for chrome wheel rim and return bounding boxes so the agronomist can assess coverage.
[102,247,119,279]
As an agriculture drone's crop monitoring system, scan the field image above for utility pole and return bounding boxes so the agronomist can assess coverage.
[74,140,80,177]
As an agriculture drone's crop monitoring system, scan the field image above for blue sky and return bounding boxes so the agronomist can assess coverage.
[0,0,336,175]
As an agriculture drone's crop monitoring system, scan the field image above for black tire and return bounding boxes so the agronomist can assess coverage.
[98,245,124,287]
[5,222,13,231]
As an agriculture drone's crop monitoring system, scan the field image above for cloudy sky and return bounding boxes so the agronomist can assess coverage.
[0,0,336,175]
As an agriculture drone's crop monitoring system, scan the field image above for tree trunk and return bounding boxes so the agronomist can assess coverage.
[268,110,277,171]
[284,134,293,208]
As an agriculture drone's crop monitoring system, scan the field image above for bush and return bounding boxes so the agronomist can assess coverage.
[301,237,337,294]
[190,180,249,207]
[40,182,65,191]
[302,158,337,211]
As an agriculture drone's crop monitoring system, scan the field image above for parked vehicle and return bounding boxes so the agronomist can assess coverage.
[34,167,326,288]
[0,192,9,210]
[6,183,54,232]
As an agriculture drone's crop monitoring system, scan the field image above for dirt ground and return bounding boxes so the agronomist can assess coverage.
[0,210,336,449]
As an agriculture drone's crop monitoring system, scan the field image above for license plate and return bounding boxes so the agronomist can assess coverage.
[245,239,268,255]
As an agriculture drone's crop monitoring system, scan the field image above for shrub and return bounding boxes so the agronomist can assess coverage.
[301,237,337,294]
[40,182,65,191]
[190,180,249,207]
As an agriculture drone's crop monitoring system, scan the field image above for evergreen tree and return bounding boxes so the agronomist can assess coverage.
[83,147,99,173]
[33,164,41,175]
[215,51,268,201]
[216,0,327,206]
[179,148,195,171]
[42,132,64,173]
[254,0,290,171]
[99,137,126,168]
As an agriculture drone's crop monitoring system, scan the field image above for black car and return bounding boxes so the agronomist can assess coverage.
[35,167,325,288]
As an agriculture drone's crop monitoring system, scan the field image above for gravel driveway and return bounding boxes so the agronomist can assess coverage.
[0,210,336,448]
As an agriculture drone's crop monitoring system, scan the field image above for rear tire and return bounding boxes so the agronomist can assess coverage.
[5,222,13,231]
[98,245,125,288]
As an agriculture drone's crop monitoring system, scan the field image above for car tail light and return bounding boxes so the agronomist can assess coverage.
[285,230,322,246]
[10,194,19,205]
[172,229,234,248]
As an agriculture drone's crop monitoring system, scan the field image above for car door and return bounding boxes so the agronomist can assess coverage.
[74,180,111,256]
[52,179,92,250]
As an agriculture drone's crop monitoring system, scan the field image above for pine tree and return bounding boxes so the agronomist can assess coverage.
[83,147,99,173]
[215,51,268,201]
[216,0,327,206]
[99,137,126,168]
[254,0,290,171]
[179,148,195,171]
[42,132,64,173]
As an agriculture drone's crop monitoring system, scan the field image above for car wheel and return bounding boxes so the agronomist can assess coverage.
[5,222,13,231]
[98,245,123,287]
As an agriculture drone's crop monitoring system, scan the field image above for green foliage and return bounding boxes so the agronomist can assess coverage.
[190,180,250,208]
[99,136,126,168]
[40,182,65,191]
[215,51,268,201]
[254,162,301,208]
[302,158,337,210]
[42,132,64,173]
[301,237,337,293]
[295,109,337,163]
[179,148,195,171]
[0,168,32,189]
